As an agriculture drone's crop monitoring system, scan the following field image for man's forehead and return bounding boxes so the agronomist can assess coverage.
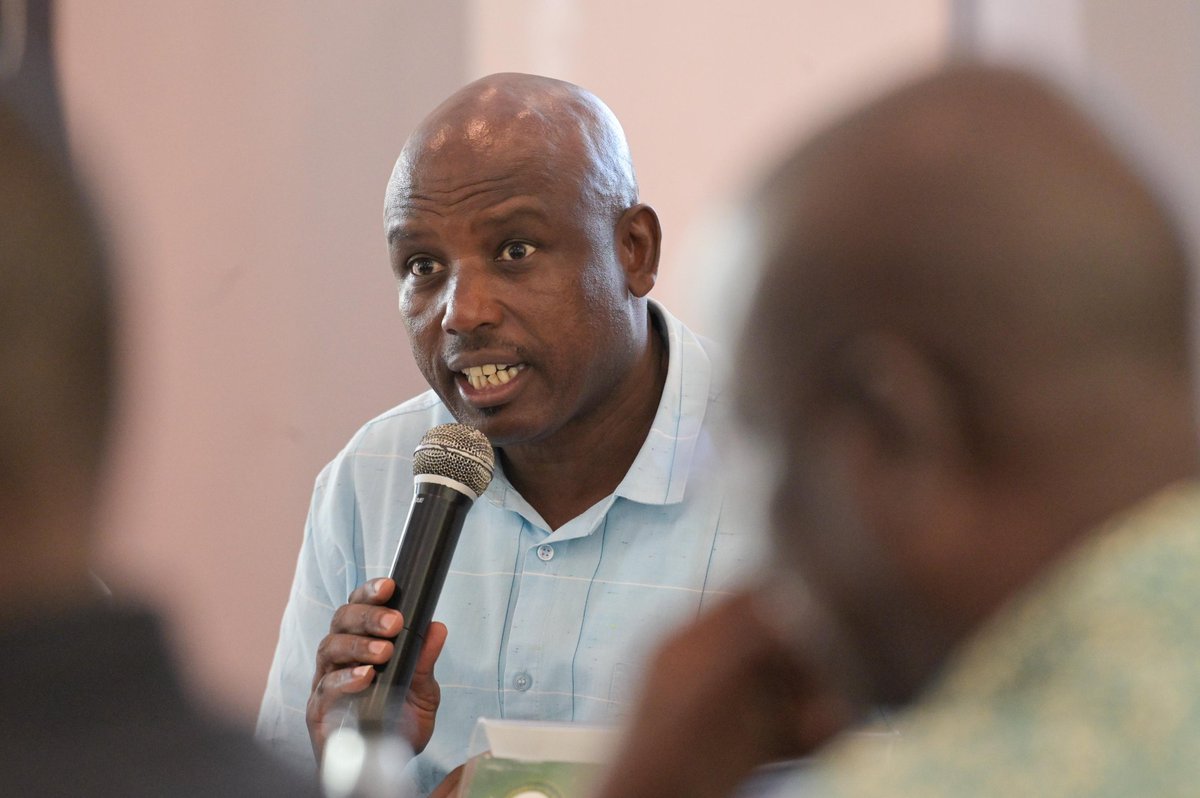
[399,107,575,176]
[386,192,555,244]
[385,120,586,225]
[384,74,636,231]
[388,148,565,206]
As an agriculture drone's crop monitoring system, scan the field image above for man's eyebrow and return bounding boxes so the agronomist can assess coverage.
[386,223,427,247]
[473,202,551,230]
[386,201,551,245]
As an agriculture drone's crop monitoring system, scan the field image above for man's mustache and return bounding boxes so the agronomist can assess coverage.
[442,334,528,361]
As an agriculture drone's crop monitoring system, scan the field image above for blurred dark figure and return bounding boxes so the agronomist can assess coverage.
[594,64,1200,798]
[0,0,67,154]
[0,100,321,796]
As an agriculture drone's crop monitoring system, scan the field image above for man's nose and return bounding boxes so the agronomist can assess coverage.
[441,262,501,335]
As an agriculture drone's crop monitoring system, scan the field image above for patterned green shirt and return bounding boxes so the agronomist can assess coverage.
[800,480,1200,797]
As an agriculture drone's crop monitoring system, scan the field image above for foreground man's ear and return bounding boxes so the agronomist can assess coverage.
[825,332,985,602]
[827,333,971,465]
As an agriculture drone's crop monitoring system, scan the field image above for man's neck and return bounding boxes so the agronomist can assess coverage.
[961,373,1200,644]
[500,314,669,531]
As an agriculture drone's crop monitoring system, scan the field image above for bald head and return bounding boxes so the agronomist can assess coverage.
[739,64,1198,705]
[746,64,1193,466]
[386,73,638,226]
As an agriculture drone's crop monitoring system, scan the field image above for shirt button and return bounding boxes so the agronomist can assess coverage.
[513,672,532,691]
[536,544,554,561]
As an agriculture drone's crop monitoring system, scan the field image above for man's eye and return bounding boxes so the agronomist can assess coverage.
[497,241,536,262]
[407,256,444,276]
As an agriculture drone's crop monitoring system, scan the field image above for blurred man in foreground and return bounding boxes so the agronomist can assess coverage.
[0,102,319,796]
[594,64,1200,798]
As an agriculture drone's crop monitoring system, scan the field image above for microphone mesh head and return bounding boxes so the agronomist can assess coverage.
[412,423,495,497]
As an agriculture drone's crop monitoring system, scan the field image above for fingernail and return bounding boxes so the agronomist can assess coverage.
[368,640,387,656]
[353,665,372,678]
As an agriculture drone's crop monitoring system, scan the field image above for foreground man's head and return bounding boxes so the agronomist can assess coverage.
[738,64,1198,707]
[592,63,1200,798]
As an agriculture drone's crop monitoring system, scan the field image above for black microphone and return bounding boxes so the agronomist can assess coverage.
[358,423,494,730]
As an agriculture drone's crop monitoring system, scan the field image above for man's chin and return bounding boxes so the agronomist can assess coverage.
[446,403,537,449]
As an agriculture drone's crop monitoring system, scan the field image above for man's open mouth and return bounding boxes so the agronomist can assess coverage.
[461,363,526,389]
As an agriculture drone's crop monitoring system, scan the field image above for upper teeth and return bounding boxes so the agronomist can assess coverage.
[463,363,522,388]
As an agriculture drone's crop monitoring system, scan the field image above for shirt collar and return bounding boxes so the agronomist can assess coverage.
[613,299,714,506]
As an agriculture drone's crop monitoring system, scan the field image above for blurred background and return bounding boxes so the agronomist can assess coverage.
[1,0,1194,722]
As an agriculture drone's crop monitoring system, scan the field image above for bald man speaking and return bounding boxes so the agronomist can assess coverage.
[256,74,756,793]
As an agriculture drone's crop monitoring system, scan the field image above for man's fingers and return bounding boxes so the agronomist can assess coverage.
[312,589,449,758]
[308,665,376,729]
[346,577,396,606]
[328,601,403,638]
[313,664,377,704]
[316,633,394,671]
[311,587,403,691]
[307,664,377,759]
[414,621,448,679]
[401,621,447,754]
[407,622,446,712]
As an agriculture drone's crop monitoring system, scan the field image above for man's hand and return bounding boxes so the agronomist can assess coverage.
[307,578,448,761]
[590,589,858,798]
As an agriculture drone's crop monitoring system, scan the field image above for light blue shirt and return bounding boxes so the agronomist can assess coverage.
[257,302,760,793]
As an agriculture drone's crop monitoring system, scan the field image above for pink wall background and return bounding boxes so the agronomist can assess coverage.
[56,1,949,721]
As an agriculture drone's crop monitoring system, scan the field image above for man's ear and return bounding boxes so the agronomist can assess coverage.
[828,333,980,589]
[616,203,661,298]
[829,334,970,468]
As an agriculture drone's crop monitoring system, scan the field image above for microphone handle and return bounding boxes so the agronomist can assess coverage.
[358,480,473,728]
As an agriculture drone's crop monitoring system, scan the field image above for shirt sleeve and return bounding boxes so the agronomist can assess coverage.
[256,455,360,773]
